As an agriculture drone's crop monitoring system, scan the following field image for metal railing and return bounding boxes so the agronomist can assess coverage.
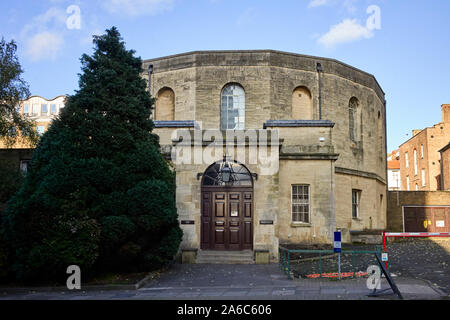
[279,246,382,280]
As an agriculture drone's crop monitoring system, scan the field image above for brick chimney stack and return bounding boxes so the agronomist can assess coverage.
[442,104,450,123]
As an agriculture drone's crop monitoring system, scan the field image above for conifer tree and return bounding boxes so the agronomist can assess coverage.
[1,27,182,282]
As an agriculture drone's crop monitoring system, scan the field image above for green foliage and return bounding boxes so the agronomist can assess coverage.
[0,159,24,280]
[0,159,24,203]
[1,27,182,283]
[0,38,38,147]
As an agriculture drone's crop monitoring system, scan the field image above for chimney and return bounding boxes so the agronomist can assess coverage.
[442,104,450,123]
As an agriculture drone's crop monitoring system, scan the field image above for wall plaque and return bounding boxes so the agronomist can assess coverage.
[181,220,195,225]
[260,220,273,225]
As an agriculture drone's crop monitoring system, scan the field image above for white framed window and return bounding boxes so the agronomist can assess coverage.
[32,104,39,116]
[352,190,361,219]
[41,104,48,115]
[20,160,30,174]
[421,144,424,159]
[414,149,418,176]
[37,126,45,136]
[415,184,419,191]
[405,152,409,168]
[421,169,426,187]
[23,104,29,115]
[221,84,245,130]
[406,176,410,191]
[50,104,57,114]
[292,185,310,223]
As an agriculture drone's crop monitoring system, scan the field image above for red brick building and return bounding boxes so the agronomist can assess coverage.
[439,142,450,190]
[399,104,450,191]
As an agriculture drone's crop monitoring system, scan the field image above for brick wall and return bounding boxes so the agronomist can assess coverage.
[387,191,450,231]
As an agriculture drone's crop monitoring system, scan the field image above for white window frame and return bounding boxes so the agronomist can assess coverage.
[220,84,245,130]
[37,125,45,136]
[421,144,424,159]
[291,185,310,224]
[50,104,57,115]
[32,104,39,116]
[352,190,361,219]
[41,104,48,115]
[414,149,418,176]
[405,152,409,168]
[406,176,410,191]
[421,169,426,187]
[20,160,30,174]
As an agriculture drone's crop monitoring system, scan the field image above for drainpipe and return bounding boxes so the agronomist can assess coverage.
[316,62,323,120]
[147,64,154,93]
[330,159,335,242]
[148,64,154,117]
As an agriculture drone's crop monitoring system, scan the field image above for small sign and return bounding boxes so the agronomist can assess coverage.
[260,220,274,225]
[436,220,445,227]
[381,253,388,262]
[334,231,342,253]
[181,220,195,225]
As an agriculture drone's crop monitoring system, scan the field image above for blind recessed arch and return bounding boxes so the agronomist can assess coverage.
[156,87,175,121]
[292,86,312,120]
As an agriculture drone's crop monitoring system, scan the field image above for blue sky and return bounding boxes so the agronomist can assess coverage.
[1,0,450,152]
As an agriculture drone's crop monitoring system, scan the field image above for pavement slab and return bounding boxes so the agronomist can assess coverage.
[0,260,447,300]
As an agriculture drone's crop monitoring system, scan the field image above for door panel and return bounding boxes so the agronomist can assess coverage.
[213,192,227,250]
[201,189,253,251]
[242,192,253,249]
[404,207,450,233]
[201,192,211,249]
[433,208,447,233]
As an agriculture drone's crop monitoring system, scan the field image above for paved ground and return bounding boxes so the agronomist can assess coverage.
[0,263,446,300]
[0,239,448,300]
[291,238,450,295]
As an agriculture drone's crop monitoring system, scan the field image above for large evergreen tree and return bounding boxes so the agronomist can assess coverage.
[1,27,182,282]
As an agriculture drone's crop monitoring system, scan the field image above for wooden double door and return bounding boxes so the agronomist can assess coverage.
[201,188,253,251]
[404,207,449,232]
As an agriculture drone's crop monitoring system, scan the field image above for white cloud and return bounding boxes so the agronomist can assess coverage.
[103,0,174,16]
[21,7,67,61]
[317,19,373,48]
[25,31,64,61]
[308,0,328,8]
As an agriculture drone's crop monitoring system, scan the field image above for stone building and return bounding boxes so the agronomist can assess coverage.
[18,95,66,136]
[398,104,450,191]
[143,50,387,262]
[0,95,66,172]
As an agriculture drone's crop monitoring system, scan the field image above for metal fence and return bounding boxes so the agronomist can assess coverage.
[279,246,382,280]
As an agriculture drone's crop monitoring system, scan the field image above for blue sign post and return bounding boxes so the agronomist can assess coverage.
[334,231,342,280]
[334,231,342,253]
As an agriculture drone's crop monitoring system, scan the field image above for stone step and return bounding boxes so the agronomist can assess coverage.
[196,250,254,264]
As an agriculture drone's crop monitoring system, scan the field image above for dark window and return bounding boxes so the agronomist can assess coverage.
[352,190,361,219]
[292,185,310,223]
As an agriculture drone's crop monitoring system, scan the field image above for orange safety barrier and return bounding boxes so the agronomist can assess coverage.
[306,271,368,279]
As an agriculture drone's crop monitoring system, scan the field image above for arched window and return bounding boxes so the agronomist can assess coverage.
[221,84,245,130]
[349,97,359,142]
[202,160,253,187]
[156,87,175,121]
[292,86,312,120]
